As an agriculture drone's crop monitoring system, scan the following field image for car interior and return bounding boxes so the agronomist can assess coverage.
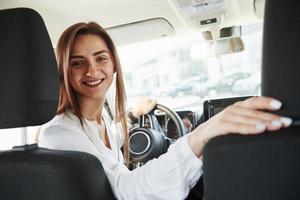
[0,0,299,199]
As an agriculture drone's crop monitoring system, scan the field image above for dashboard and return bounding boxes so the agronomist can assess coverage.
[145,110,202,139]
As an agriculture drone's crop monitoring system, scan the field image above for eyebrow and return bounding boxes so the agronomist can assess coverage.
[70,50,110,59]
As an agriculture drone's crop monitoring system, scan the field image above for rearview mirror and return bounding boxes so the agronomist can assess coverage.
[208,37,244,56]
[190,37,244,59]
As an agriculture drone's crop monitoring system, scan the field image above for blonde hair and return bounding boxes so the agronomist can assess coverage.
[56,22,129,162]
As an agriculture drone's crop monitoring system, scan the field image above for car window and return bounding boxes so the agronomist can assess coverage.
[0,126,39,150]
[0,128,22,150]
[119,23,263,110]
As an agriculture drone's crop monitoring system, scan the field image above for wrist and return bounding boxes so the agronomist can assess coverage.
[128,111,139,124]
[188,124,210,158]
[188,126,207,158]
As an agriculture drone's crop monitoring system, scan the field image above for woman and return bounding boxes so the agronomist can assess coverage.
[39,22,292,199]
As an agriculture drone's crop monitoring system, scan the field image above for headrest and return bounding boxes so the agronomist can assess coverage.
[262,0,300,118]
[0,8,59,128]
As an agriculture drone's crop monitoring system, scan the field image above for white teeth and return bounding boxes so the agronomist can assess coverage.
[85,79,102,86]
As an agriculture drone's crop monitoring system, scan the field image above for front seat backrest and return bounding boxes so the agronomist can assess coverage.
[202,0,300,200]
[0,8,115,200]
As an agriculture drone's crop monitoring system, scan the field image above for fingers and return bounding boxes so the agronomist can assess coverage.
[205,96,291,136]
[218,119,267,135]
[229,97,292,127]
[199,115,267,143]
[221,110,268,128]
[228,105,278,121]
[142,98,157,114]
[149,99,157,110]
[216,110,283,134]
[234,96,282,111]
[228,106,292,128]
[132,97,157,117]
[193,96,293,153]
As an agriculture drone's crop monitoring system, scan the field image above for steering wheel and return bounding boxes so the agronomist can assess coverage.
[128,104,185,166]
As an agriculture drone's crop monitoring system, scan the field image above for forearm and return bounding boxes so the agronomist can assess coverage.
[115,135,203,199]
[187,125,207,158]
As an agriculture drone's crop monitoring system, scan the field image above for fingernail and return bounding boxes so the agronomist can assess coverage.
[270,100,282,109]
[256,123,266,131]
[280,117,293,127]
[271,120,281,127]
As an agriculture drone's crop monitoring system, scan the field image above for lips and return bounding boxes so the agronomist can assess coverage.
[82,78,105,87]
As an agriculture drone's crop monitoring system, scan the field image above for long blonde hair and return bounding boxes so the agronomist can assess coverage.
[56,22,129,162]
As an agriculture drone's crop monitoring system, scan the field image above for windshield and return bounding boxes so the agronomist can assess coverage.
[118,22,262,111]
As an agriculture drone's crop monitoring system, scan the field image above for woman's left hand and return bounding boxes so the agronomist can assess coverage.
[188,96,293,157]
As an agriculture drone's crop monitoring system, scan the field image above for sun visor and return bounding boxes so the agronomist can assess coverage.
[106,18,175,45]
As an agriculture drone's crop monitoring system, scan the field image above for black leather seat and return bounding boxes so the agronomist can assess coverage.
[202,0,300,199]
[0,8,115,200]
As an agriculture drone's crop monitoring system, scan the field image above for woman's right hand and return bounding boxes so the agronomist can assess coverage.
[131,97,157,119]
[188,96,293,157]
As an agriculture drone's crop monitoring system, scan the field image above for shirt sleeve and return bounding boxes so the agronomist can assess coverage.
[39,124,203,200]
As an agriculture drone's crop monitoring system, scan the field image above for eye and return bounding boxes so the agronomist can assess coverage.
[96,56,108,63]
[70,60,85,68]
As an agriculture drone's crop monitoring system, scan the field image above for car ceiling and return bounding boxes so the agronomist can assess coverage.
[0,0,264,46]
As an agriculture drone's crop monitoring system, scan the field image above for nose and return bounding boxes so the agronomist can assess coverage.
[85,61,98,77]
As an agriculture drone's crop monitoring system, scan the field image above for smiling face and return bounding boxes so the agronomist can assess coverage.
[68,34,114,104]
[56,22,129,162]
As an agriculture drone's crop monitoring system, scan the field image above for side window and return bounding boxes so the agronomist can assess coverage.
[0,129,22,150]
[0,126,40,150]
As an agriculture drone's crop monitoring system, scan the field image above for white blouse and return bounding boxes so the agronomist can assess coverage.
[39,110,203,200]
